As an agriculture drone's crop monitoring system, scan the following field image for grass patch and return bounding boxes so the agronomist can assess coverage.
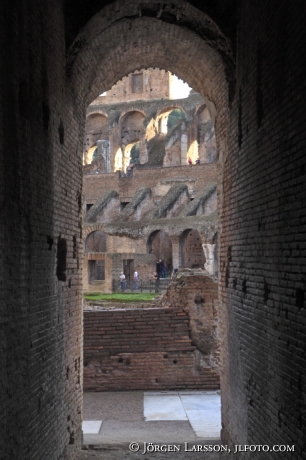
[84,292,159,302]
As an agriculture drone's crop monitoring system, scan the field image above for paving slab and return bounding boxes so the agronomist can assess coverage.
[83,390,222,445]
[83,391,197,444]
[82,421,103,434]
[144,395,188,421]
[77,444,231,460]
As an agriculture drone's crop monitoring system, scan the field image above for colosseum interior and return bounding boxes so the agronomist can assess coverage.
[1,0,305,459]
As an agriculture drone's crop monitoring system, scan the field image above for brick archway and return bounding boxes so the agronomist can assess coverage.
[67,1,233,167]
[66,0,234,450]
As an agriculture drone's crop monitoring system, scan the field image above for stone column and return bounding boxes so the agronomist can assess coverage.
[181,133,188,165]
[170,235,180,270]
[139,135,148,164]
[97,139,111,172]
[202,243,216,276]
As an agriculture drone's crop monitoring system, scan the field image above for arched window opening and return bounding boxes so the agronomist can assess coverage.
[85,231,106,253]
[180,229,205,269]
[83,113,108,164]
[130,142,140,165]
[167,108,186,130]
[197,105,217,164]
[85,231,107,283]
[147,230,173,275]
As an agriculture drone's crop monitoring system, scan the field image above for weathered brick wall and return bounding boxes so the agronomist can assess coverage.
[90,68,170,104]
[159,271,220,366]
[0,1,83,459]
[84,308,220,391]
[219,1,306,457]
[84,164,218,205]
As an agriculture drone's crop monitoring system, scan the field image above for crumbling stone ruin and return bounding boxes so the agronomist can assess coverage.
[1,1,306,459]
[83,175,218,291]
[84,270,219,392]
[83,69,217,172]
[83,73,218,292]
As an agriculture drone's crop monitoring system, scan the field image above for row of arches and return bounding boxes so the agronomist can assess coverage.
[147,229,206,272]
[85,228,207,283]
[83,97,216,171]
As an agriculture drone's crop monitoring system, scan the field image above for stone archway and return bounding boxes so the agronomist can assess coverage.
[66,0,233,451]
[67,2,233,170]
[147,230,173,275]
[180,228,206,268]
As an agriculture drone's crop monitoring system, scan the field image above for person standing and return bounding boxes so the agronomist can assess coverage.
[154,272,160,293]
[160,259,166,278]
[133,270,139,290]
[187,157,192,165]
[120,271,126,292]
[156,259,162,277]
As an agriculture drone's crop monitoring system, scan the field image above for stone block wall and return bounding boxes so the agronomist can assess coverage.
[84,307,220,391]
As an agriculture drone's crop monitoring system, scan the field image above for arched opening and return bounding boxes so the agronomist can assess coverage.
[167,108,186,129]
[123,141,139,172]
[120,111,145,148]
[156,107,186,135]
[114,147,123,171]
[85,145,97,165]
[67,0,233,451]
[85,231,106,253]
[147,230,173,276]
[180,229,206,269]
[84,231,107,284]
[196,104,217,163]
[83,113,108,164]
[130,141,140,165]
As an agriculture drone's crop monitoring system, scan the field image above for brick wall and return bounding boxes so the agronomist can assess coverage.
[0,1,83,459]
[90,69,170,104]
[84,308,220,391]
[84,163,218,205]
[219,1,306,457]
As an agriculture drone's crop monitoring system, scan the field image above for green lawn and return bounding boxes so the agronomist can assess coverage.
[84,292,159,302]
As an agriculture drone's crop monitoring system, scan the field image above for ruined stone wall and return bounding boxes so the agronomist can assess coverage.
[83,92,212,169]
[107,235,147,254]
[159,271,219,368]
[220,1,306,456]
[84,307,220,391]
[90,68,170,104]
[84,164,218,206]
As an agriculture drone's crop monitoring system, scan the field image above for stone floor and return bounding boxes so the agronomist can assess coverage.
[143,391,221,438]
[76,446,231,460]
[82,390,221,444]
[77,391,230,459]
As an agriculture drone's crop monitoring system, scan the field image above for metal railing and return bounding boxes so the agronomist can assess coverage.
[112,278,171,293]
